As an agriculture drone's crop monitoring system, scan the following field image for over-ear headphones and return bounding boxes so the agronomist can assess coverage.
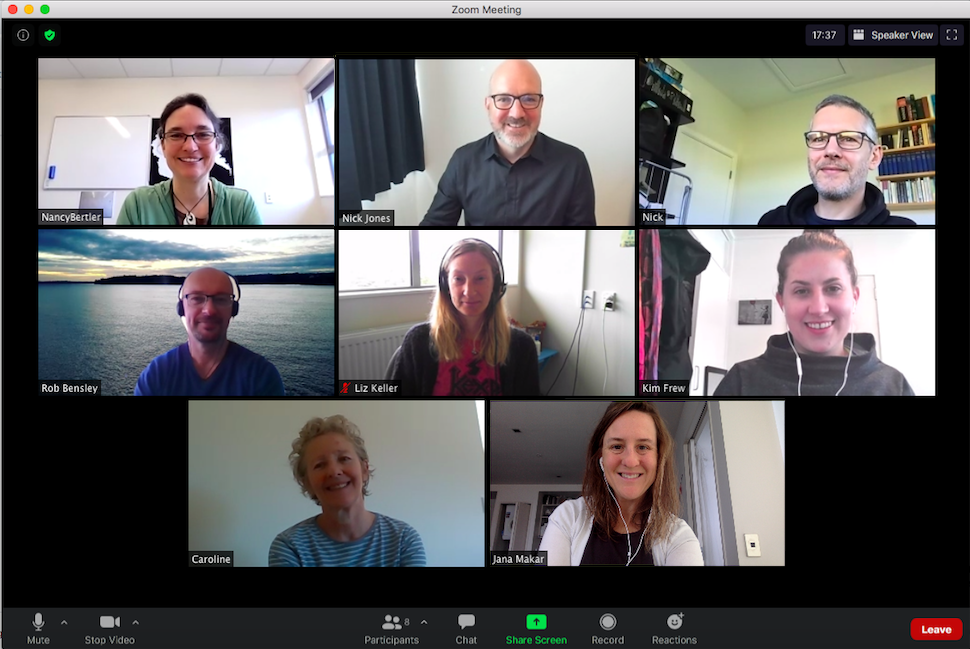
[177,271,241,318]
[438,239,507,307]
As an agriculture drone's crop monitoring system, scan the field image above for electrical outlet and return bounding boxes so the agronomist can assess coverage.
[604,292,616,311]
[264,192,273,204]
[582,290,594,309]
[744,534,761,557]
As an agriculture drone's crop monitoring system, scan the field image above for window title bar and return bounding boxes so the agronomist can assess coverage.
[2,1,970,19]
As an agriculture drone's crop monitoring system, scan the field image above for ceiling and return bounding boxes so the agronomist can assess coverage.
[489,401,688,486]
[680,58,934,109]
[38,58,313,79]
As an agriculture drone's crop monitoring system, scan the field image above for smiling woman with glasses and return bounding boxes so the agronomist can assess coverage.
[116,93,262,226]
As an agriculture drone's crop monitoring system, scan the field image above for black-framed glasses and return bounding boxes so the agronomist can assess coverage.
[183,293,234,308]
[490,94,543,110]
[804,131,875,150]
[164,131,216,144]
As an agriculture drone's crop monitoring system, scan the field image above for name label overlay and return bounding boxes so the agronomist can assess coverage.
[638,209,666,227]
[638,380,690,397]
[38,209,104,225]
[339,210,396,227]
[188,551,234,567]
[337,380,403,396]
[39,380,102,395]
[490,551,548,566]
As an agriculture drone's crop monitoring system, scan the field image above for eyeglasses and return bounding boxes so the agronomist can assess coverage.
[183,293,234,308]
[804,131,875,150]
[490,94,543,110]
[163,131,216,144]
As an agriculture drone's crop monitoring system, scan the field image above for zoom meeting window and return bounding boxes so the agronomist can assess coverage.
[7,2,968,649]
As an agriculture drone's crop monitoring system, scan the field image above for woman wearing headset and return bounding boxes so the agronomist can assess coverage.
[385,239,540,396]
[117,93,262,225]
[539,401,703,566]
[714,229,913,396]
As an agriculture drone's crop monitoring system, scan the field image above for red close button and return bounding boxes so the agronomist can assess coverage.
[911,618,963,640]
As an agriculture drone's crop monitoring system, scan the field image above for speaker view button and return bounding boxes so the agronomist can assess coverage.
[910,618,963,640]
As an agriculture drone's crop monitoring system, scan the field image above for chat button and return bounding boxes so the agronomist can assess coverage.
[458,614,475,630]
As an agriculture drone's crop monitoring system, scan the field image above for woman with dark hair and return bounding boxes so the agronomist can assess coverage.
[385,238,540,396]
[539,402,702,566]
[714,229,913,396]
[269,415,426,567]
[117,93,262,225]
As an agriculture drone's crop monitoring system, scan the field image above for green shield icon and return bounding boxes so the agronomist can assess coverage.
[45,29,55,41]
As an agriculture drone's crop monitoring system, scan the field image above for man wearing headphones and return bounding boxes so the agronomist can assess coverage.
[134,267,284,396]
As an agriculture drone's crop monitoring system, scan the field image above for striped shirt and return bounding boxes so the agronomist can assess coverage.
[268,514,426,567]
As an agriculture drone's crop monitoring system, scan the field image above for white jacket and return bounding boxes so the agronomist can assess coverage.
[538,497,704,566]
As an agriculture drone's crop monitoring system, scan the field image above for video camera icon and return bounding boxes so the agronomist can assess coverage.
[100,616,121,629]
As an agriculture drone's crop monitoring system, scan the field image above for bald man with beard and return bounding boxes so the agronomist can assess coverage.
[135,267,284,396]
[420,59,596,227]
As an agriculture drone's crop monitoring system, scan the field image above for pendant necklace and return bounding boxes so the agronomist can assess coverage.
[173,183,211,226]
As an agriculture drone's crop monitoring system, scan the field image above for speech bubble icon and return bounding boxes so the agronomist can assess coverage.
[458,614,475,630]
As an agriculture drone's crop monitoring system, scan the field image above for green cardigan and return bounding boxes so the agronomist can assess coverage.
[116,178,262,225]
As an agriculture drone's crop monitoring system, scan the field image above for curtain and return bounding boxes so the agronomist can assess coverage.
[337,59,426,210]
[639,229,662,381]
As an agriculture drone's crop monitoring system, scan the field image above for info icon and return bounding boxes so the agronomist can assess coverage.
[12,23,34,46]
[38,23,60,46]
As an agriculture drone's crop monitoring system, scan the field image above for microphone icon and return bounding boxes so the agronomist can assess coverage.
[33,612,45,631]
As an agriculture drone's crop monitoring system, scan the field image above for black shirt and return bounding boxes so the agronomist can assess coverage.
[419,132,596,227]
[580,521,655,566]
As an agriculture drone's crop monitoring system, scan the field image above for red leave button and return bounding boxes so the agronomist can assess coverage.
[911,618,963,640]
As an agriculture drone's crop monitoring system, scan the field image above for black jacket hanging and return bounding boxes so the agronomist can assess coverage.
[657,230,711,381]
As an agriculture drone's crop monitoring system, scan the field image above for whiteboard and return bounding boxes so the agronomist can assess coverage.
[44,116,152,190]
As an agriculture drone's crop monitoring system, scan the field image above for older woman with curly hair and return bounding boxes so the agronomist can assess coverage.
[269,415,426,566]
[539,401,703,566]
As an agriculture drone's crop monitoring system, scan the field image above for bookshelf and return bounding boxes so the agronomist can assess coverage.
[532,491,581,550]
[875,117,935,210]
[637,60,695,207]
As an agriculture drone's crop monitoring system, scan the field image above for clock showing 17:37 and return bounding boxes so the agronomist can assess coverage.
[806,24,846,46]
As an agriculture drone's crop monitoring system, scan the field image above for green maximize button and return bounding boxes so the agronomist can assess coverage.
[526,614,547,630]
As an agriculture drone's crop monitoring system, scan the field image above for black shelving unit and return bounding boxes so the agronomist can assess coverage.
[638,60,696,207]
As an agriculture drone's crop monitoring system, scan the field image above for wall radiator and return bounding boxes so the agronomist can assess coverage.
[338,323,417,380]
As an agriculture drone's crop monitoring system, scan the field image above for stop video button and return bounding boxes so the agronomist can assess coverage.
[910,618,963,640]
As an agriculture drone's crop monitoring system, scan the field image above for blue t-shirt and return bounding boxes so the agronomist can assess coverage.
[134,341,284,396]
[269,513,426,567]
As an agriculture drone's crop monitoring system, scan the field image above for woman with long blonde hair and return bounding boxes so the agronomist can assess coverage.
[385,239,539,396]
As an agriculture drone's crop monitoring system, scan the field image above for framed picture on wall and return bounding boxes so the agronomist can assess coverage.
[738,299,772,325]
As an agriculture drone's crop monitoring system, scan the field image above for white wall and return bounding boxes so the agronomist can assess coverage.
[718,401,785,566]
[732,63,936,225]
[188,400,484,567]
[519,230,635,396]
[362,59,635,225]
[716,230,934,395]
[38,61,335,225]
[488,483,582,551]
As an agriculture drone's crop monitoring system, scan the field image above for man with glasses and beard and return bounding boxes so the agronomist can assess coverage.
[759,95,915,225]
[134,267,284,396]
[420,59,596,227]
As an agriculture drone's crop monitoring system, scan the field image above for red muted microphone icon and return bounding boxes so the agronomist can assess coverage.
[339,382,350,394]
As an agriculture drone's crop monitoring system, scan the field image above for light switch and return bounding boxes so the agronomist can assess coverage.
[744,533,761,557]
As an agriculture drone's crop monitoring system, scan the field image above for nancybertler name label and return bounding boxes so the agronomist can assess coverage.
[39,380,102,395]
[490,551,548,566]
[38,209,104,225]
[638,380,690,397]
